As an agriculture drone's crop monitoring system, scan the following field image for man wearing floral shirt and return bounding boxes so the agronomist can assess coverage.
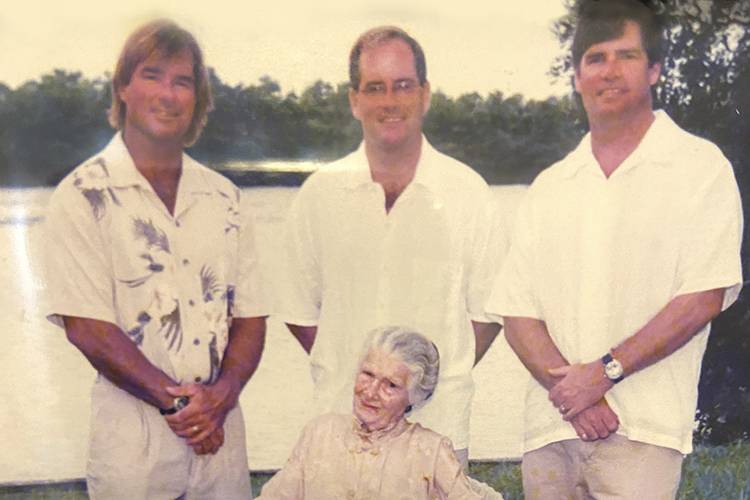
[43,20,267,499]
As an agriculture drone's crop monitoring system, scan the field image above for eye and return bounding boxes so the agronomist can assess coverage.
[363,82,385,95]
[394,80,417,92]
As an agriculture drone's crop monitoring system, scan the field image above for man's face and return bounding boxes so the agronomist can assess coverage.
[118,48,196,145]
[574,21,661,124]
[349,39,431,153]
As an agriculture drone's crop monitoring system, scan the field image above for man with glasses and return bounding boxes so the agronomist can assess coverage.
[277,26,502,466]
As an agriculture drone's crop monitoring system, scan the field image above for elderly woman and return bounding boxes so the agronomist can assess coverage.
[258,326,503,499]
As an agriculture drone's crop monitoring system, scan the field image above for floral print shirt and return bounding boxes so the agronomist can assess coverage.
[44,133,268,384]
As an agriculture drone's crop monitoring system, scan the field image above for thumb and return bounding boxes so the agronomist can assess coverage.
[166,384,199,397]
[548,365,570,377]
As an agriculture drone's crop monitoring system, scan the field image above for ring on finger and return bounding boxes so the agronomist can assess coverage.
[192,425,199,433]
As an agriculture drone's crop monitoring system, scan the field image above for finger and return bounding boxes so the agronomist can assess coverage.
[548,366,570,377]
[588,414,610,439]
[187,423,217,446]
[563,405,583,421]
[166,384,199,397]
[572,419,594,441]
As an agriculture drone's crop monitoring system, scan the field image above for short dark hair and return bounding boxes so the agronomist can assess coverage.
[109,19,213,147]
[349,26,427,90]
[572,0,665,70]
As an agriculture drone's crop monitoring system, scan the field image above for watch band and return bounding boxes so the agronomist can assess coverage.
[159,396,190,415]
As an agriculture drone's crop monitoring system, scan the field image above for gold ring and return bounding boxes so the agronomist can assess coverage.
[192,425,199,433]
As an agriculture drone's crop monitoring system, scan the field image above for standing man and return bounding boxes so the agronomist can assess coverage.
[487,1,743,498]
[43,20,267,499]
[277,26,502,466]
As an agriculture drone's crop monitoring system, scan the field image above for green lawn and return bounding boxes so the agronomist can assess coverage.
[2,442,748,499]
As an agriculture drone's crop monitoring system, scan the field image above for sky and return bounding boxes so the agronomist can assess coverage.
[2,0,572,100]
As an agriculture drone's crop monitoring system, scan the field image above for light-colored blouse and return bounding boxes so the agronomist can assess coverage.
[257,413,503,500]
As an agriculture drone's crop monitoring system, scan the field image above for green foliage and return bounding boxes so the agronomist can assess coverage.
[0,69,582,187]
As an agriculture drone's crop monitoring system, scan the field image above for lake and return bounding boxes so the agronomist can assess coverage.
[0,182,529,485]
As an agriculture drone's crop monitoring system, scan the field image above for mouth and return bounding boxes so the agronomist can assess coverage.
[152,109,182,120]
[379,116,404,123]
[597,88,626,97]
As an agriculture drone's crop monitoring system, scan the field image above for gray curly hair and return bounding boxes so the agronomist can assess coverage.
[358,326,440,412]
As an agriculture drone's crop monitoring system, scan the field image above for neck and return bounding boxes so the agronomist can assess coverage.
[122,128,183,214]
[366,136,422,213]
[122,128,184,180]
[589,108,655,178]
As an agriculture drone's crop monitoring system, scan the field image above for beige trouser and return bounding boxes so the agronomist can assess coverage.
[87,376,251,500]
[522,434,683,500]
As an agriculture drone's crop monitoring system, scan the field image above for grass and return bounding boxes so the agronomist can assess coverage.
[2,442,748,499]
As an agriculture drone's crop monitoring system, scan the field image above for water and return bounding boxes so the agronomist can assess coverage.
[0,183,529,484]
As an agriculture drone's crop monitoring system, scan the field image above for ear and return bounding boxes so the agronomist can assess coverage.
[648,62,662,86]
[421,81,431,115]
[573,69,581,94]
[349,88,362,121]
[117,83,130,105]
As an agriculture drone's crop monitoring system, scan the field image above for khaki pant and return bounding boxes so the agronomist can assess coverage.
[522,434,683,500]
[87,376,251,500]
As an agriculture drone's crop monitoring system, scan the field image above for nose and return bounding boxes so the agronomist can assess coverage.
[363,379,382,399]
[601,57,622,80]
[157,80,178,102]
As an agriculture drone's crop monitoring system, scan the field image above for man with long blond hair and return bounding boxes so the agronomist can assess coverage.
[44,19,267,498]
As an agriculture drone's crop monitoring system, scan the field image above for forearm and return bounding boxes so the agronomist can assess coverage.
[62,316,176,409]
[612,288,725,377]
[472,320,502,365]
[504,316,568,390]
[286,323,317,354]
[215,316,267,404]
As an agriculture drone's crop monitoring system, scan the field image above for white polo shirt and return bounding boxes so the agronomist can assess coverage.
[44,133,268,385]
[276,138,502,449]
[487,110,743,454]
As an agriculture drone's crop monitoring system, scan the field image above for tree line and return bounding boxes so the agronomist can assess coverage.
[0,70,583,187]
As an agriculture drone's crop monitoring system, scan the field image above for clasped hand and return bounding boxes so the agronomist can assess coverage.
[548,361,618,441]
[164,380,237,455]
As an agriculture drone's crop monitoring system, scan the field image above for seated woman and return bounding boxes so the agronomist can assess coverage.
[258,326,504,499]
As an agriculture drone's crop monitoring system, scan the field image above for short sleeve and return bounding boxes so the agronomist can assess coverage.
[466,191,506,325]
[42,180,117,328]
[233,204,270,318]
[675,152,743,310]
[485,190,542,320]
[274,182,322,326]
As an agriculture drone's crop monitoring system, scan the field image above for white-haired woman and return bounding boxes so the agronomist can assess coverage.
[258,326,503,499]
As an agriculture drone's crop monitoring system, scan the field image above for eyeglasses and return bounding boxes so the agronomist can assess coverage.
[360,79,420,97]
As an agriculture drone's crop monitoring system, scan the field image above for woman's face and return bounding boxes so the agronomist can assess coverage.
[353,348,412,431]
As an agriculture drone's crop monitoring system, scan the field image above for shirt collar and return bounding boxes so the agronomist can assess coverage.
[342,135,442,195]
[558,109,679,180]
[100,133,214,196]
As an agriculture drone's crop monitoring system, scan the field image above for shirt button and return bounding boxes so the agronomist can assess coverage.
[193,338,200,346]
[194,376,202,383]
[182,258,190,266]
[188,299,195,306]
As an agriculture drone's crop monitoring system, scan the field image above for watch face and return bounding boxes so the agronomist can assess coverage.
[174,396,190,411]
[605,359,624,380]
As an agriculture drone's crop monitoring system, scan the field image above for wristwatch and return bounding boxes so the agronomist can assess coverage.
[601,353,624,383]
[159,396,190,415]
